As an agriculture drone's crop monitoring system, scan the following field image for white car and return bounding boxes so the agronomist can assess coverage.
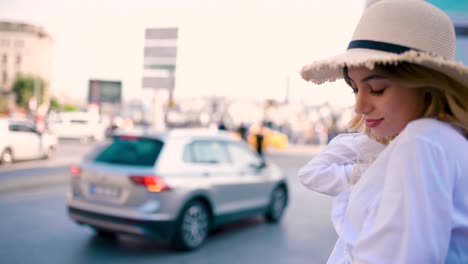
[48,112,106,142]
[0,118,58,165]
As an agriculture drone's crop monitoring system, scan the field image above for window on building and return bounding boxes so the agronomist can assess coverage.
[2,54,6,64]
[2,71,7,85]
[16,55,21,65]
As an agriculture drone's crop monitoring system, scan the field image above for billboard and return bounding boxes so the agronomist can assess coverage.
[88,79,122,104]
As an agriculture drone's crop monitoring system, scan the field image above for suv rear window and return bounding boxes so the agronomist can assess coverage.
[94,136,164,166]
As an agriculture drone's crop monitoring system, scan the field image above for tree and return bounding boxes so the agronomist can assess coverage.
[50,97,61,110]
[62,104,79,112]
[49,96,79,112]
[12,75,45,110]
[0,94,8,114]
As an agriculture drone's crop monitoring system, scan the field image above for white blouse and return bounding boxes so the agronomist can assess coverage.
[298,118,468,263]
[298,130,385,234]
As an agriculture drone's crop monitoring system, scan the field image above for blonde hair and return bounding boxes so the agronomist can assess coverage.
[345,62,468,144]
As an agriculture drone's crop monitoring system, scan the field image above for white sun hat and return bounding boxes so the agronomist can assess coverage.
[300,0,468,89]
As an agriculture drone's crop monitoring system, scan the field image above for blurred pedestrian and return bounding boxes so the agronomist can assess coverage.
[298,0,468,263]
[34,114,46,133]
[237,122,248,141]
[255,126,265,157]
[218,120,227,131]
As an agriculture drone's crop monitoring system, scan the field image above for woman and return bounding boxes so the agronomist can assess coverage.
[298,0,468,263]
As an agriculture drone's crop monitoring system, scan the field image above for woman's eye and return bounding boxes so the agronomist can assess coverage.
[370,88,385,95]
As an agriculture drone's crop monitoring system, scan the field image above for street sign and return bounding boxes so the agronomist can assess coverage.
[144,64,176,71]
[143,27,178,90]
[142,77,172,89]
[142,27,178,129]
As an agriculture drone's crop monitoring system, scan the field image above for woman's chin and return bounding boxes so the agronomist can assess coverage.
[370,129,389,138]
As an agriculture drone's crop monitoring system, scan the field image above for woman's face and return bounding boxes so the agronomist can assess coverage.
[347,66,426,137]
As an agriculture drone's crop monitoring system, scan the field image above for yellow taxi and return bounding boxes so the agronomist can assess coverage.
[233,124,288,151]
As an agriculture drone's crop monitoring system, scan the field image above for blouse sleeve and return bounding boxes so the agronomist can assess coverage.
[351,135,453,264]
[298,133,359,196]
[331,188,353,235]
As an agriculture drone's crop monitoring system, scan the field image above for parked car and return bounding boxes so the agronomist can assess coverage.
[0,118,58,165]
[48,112,106,142]
[67,128,288,251]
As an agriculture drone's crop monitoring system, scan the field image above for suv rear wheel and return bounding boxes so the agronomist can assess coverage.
[94,228,117,239]
[172,200,210,251]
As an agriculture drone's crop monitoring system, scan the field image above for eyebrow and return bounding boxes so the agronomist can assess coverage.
[347,74,387,84]
[361,74,387,83]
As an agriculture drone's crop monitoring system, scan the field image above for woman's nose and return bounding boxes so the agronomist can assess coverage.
[354,92,372,115]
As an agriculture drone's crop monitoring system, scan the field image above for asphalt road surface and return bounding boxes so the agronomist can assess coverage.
[0,141,336,264]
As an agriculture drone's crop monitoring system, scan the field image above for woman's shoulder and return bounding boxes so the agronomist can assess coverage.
[398,118,467,147]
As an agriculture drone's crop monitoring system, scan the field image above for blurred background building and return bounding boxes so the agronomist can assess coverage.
[0,21,53,114]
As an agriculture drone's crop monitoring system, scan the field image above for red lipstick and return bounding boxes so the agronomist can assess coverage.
[365,118,383,128]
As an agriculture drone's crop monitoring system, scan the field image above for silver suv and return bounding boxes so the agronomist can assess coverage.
[67,128,288,250]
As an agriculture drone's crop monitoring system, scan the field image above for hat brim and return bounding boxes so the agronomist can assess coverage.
[300,48,468,89]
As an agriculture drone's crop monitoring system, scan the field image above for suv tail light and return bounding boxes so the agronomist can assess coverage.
[129,175,170,192]
[70,164,82,177]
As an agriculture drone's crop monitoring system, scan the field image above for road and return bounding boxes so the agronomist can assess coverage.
[0,141,336,264]
[0,140,91,192]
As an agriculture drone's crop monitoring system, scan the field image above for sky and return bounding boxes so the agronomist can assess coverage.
[0,0,367,108]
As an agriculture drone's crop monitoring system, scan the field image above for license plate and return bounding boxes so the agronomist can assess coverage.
[89,183,121,198]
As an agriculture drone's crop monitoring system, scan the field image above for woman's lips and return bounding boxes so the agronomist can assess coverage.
[365,118,383,128]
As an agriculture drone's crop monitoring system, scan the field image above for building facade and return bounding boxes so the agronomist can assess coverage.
[0,21,53,112]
